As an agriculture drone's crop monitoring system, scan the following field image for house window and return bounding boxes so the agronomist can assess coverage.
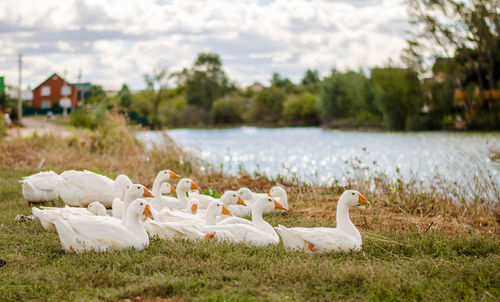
[61,85,71,96]
[41,86,51,96]
[41,100,51,108]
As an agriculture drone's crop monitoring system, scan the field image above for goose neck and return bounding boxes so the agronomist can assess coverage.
[205,212,217,226]
[336,202,361,244]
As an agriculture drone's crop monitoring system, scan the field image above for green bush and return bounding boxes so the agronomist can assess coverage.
[70,104,107,130]
[211,95,246,124]
[0,117,7,138]
[245,87,286,124]
[282,92,320,125]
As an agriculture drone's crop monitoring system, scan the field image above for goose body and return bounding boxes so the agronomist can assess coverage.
[275,190,370,254]
[32,199,154,252]
[34,201,107,230]
[59,170,127,208]
[205,197,286,247]
[20,171,61,202]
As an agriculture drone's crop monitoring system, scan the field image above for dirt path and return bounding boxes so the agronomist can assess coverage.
[7,117,73,138]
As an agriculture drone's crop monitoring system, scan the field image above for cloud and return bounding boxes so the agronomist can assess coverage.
[0,0,412,90]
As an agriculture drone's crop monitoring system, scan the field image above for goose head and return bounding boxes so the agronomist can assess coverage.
[160,182,176,195]
[114,174,133,199]
[220,191,246,206]
[207,200,232,217]
[177,178,201,193]
[254,196,287,212]
[87,201,107,216]
[127,199,154,220]
[339,190,370,208]
[125,184,154,201]
[237,187,252,201]
[156,170,180,183]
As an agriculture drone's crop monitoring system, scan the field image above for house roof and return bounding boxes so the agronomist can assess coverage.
[32,72,74,91]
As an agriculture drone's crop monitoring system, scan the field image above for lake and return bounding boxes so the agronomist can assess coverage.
[137,127,500,201]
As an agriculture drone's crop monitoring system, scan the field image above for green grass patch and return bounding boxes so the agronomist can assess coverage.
[1,168,499,301]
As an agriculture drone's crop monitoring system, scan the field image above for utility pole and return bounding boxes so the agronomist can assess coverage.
[17,53,22,122]
[78,69,85,107]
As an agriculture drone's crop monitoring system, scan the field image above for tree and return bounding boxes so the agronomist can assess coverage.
[403,0,500,124]
[185,53,229,111]
[371,67,424,130]
[301,69,320,85]
[245,87,286,124]
[270,72,295,93]
[117,84,132,109]
[144,67,169,129]
[282,92,320,126]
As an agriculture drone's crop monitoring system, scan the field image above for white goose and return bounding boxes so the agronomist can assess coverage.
[111,184,154,219]
[34,201,108,231]
[275,190,370,254]
[237,187,266,208]
[59,170,131,208]
[114,174,133,201]
[20,171,61,202]
[157,178,201,210]
[144,200,232,241]
[268,186,288,212]
[148,170,180,210]
[32,199,154,252]
[204,196,285,247]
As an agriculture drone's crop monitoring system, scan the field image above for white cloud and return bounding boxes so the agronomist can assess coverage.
[0,0,412,90]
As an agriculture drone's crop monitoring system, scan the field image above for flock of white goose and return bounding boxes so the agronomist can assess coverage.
[22,169,370,254]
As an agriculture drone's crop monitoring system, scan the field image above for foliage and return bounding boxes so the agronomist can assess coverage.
[0,117,6,138]
[282,92,320,125]
[69,104,107,130]
[185,53,230,111]
[371,67,424,130]
[245,86,286,124]
[118,83,132,109]
[319,70,383,126]
[144,68,170,129]
[211,94,247,124]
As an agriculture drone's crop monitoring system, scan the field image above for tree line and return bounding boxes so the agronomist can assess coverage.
[68,0,499,130]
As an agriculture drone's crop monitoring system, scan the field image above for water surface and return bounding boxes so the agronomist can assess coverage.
[137,127,499,200]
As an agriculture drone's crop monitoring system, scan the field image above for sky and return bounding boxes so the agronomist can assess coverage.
[0,0,412,91]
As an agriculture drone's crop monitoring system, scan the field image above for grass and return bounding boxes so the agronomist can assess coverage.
[0,114,499,301]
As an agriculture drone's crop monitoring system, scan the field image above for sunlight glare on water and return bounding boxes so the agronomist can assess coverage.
[137,127,500,199]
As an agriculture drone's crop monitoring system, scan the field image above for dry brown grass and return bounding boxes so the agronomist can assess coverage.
[0,114,199,185]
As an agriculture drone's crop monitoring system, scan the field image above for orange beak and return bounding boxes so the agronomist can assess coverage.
[191,203,198,214]
[237,196,246,206]
[169,171,180,178]
[170,186,176,193]
[191,182,201,190]
[143,188,154,198]
[143,204,154,220]
[268,193,272,197]
[221,205,232,216]
[274,200,287,211]
[358,193,370,206]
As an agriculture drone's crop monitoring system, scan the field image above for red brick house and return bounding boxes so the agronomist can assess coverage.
[32,73,78,109]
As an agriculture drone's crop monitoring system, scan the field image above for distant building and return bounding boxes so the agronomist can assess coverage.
[32,73,78,109]
[250,82,264,93]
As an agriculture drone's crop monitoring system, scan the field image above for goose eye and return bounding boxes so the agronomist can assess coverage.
[352,192,355,196]
[140,202,143,206]
[137,186,140,189]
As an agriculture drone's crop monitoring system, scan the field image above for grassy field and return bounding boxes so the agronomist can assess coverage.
[0,116,499,301]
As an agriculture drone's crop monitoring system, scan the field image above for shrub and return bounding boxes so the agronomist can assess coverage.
[282,92,320,125]
[245,87,286,124]
[211,95,246,124]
